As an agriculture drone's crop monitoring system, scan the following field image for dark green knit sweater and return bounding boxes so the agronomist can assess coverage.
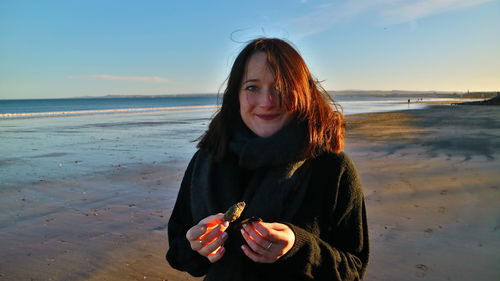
[166,151,369,281]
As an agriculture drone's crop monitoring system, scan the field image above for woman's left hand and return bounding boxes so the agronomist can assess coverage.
[240,221,295,263]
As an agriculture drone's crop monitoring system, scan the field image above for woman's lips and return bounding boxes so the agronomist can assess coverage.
[256,113,280,120]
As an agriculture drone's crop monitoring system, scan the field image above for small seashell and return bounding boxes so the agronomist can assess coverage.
[240,216,262,225]
[223,202,246,222]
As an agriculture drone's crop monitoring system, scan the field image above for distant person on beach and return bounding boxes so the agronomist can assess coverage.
[166,38,369,280]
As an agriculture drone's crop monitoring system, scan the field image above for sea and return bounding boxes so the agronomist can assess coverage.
[0,95,431,118]
[0,95,460,187]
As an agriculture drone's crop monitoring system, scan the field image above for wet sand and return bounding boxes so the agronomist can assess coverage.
[0,161,196,281]
[346,104,500,280]
[1,104,499,280]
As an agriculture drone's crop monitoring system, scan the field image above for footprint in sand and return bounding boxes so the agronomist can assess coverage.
[440,190,447,195]
[438,206,446,213]
[415,264,429,278]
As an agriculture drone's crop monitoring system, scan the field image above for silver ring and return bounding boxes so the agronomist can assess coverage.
[266,241,273,249]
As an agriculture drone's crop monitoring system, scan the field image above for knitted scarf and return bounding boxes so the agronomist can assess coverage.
[190,120,312,224]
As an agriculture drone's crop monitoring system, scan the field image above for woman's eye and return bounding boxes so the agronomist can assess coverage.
[245,85,258,92]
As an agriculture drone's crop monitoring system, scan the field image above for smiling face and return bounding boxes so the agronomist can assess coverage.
[239,52,294,138]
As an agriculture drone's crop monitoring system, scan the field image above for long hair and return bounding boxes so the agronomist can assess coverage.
[198,38,345,161]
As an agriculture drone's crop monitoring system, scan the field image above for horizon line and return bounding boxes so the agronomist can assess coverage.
[1,89,499,100]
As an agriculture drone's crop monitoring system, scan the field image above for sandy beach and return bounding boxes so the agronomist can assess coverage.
[0,103,498,281]
[346,104,500,280]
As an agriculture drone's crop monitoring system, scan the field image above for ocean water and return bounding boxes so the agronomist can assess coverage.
[0,96,220,118]
[0,95,432,119]
[0,95,454,187]
[0,109,213,186]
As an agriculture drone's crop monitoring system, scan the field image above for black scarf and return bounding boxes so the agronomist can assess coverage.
[189,120,313,280]
[190,120,312,224]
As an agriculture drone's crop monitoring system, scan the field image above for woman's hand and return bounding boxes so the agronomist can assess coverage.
[185,213,229,263]
[240,221,295,263]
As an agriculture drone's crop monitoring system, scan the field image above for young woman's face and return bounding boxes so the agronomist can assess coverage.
[239,52,293,138]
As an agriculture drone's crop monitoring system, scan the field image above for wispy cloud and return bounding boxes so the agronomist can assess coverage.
[90,75,170,83]
[287,1,374,37]
[287,0,495,37]
[380,0,495,24]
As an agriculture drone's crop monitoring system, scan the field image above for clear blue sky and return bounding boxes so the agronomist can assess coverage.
[1,0,499,99]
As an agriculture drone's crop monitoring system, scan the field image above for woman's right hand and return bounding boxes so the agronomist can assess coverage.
[185,213,229,263]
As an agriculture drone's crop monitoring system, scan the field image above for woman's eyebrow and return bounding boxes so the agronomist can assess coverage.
[242,78,259,84]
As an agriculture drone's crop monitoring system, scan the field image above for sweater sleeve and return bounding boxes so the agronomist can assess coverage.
[166,151,210,277]
[276,154,369,281]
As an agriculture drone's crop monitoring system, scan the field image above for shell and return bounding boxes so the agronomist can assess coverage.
[223,201,246,222]
[240,216,262,225]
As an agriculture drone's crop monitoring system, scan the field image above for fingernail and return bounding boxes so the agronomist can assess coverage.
[242,223,247,228]
[222,221,229,228]
[241,228,246,235]
[221,232,228,239]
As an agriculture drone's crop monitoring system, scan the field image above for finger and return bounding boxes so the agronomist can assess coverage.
[207,246,226,263]
[198,213,225,227]
[186,224,207,242]
[189,235,206,251]
[252,221,273,238]
[241,227,269,255]
[254,222,296,258]
[200,221,229,246]
[241,244,268,263]
[199,232,228,257]
[253,222,288,243]
[190,221,228,251]
[186,213,226,242]
[242,223,269,251]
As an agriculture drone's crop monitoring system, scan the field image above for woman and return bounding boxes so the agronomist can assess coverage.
[166,38,369,280]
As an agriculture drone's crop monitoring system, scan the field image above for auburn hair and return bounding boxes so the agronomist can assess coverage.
[198,38,345,161]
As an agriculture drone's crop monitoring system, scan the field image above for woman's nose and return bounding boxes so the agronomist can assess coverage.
[257,88,276,108]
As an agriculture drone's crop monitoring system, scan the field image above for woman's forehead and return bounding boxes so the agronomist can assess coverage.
[247,52,268,70]
[243,52,275,80]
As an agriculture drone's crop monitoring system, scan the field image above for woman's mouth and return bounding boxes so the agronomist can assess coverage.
[256,113,280,121]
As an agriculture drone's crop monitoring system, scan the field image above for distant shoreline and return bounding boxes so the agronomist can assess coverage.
[330,90,499,99]
[1,90,498,101]
[454,95,500,105]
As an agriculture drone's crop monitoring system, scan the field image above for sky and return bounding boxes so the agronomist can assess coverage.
[1,0,499,99]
